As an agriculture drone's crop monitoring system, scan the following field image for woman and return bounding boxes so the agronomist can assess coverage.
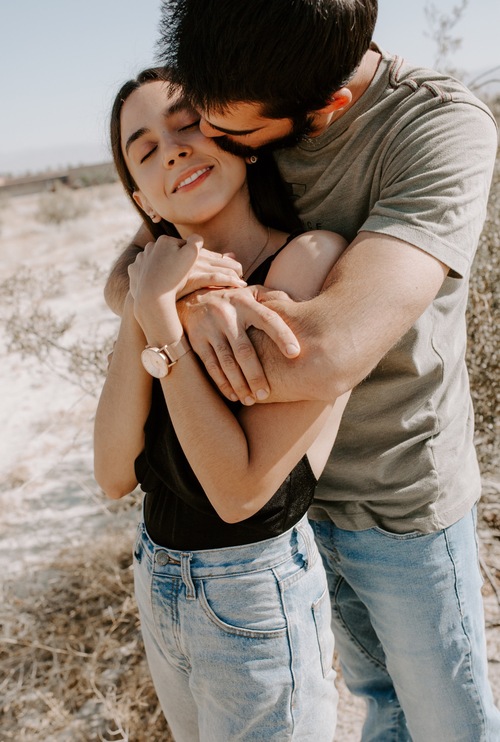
[94,68,349,741]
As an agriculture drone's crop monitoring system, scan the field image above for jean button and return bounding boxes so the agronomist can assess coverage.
[156,551,169,566]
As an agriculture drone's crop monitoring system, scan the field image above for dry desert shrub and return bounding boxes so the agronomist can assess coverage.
[0,265,112,395]
[466,145,500,473]
[0,532,173,742]
[37,183,90,225]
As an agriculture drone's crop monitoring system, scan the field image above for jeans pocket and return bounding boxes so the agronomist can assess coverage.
[372,526,426,541]
[198,572,287,637]
[312,586,335,678]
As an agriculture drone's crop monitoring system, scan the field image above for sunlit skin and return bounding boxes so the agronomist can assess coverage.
[121,81,257,241]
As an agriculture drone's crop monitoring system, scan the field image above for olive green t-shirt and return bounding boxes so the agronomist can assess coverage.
[275,46,498,533]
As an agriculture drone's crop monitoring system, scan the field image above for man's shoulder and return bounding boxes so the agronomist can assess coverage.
[375,44,495,120]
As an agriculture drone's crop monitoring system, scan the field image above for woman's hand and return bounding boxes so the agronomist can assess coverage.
[129,234,201,305]
[129,234,201,342]
[179,246,246,298]
[128,234,245,297]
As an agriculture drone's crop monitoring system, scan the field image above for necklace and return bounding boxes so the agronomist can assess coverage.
[242,226,271,280]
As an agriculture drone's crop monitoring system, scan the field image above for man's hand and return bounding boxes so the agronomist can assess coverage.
[177,285,300,404]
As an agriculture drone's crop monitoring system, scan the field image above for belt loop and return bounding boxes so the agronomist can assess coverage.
[181,553,196,600]
[296,520,314,570]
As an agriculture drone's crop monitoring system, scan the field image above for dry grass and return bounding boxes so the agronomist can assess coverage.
[36,183,90,225]
[0,531,173,742]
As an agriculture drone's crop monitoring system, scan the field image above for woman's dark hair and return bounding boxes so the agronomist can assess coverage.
[110,67,303,239]
[159,0,378,119]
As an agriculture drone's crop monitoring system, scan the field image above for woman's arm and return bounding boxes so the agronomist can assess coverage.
[131,231,349,523]
[93,293,153,498]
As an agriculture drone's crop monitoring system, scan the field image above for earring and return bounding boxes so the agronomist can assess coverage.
[247,155,258,164]
[149,212,161,223]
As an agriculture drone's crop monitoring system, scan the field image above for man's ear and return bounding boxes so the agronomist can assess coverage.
[133,191,161,223]
[317,87,353,114]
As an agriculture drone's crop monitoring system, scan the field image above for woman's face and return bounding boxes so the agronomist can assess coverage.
[120,80,248,230]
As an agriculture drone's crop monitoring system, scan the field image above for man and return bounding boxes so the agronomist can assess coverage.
[107,1,499,738]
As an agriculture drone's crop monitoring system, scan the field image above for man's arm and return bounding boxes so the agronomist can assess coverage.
[253,232,449,401]
[180,232,449,403]
[104,224,152,316]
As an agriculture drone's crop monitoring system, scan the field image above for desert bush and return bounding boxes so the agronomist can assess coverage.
[68,163,118,189]
[466,152,500,473]
[0,531,173,742]
[0,266,113,395]
[0,192,8,235]
[37,183,90,224]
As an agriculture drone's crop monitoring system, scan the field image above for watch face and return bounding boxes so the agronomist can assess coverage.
[141,348,169,378]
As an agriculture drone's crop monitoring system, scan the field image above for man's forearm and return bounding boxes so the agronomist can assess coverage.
[104,223,153,316]
[251,233,449,403]
[104,243,144,316]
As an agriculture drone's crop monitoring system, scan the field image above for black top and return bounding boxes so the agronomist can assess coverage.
[135,238,317,550]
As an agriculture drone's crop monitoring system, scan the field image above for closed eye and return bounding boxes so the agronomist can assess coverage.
[140,145,157,163]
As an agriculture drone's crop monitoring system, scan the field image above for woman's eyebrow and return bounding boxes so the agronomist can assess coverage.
[125,127,149,155]
[125,98,197,155]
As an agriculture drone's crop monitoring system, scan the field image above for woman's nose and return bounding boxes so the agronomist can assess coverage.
[162,144,190,168]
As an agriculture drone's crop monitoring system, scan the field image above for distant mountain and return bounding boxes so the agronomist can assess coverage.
[0,142,111,178]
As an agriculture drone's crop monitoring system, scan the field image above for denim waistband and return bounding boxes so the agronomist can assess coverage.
[136,513,316,579]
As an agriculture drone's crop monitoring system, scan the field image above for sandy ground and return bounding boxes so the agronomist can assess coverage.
[0,183,498,740]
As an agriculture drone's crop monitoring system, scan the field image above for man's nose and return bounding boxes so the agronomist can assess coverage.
[199,118,224,138]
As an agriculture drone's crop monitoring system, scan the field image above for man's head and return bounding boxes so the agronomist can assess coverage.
[159,0,378,152]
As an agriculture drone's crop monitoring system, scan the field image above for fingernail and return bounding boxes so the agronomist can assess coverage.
[229,393,238,402]
[244,396,255,406]
[286,344,300,356]
[256,389,269,400]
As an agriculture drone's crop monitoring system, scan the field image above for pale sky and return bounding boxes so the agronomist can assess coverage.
[1,0,498,175]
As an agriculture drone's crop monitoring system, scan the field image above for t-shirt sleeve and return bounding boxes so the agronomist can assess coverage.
[361,98,498,278]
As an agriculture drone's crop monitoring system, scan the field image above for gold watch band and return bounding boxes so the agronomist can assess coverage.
[158,334,191,363]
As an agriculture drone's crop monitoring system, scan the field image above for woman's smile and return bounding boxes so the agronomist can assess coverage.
[172,166,213,193]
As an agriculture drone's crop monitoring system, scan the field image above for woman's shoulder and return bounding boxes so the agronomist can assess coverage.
[262,229,348,300]
[282,229,347,258]
[270,229,347,270]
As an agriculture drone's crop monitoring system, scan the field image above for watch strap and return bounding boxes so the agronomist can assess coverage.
[158,334,191,363]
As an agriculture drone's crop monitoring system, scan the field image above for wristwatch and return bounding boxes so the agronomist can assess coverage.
[141,335,191,378]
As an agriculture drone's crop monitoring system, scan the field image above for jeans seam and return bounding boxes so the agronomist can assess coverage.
[333,577,388,673]
[278,578,297,739]
[444,526,488,739]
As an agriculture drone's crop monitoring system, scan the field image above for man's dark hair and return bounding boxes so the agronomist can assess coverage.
[158,0,378,119]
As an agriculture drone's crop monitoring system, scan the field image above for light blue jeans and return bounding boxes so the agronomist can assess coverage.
[133,514,337,741]
[311,508,500,741]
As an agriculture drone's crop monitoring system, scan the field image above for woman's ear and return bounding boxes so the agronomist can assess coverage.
[133,191,161,223]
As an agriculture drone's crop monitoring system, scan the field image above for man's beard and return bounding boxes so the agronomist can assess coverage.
[214,113,316,158]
